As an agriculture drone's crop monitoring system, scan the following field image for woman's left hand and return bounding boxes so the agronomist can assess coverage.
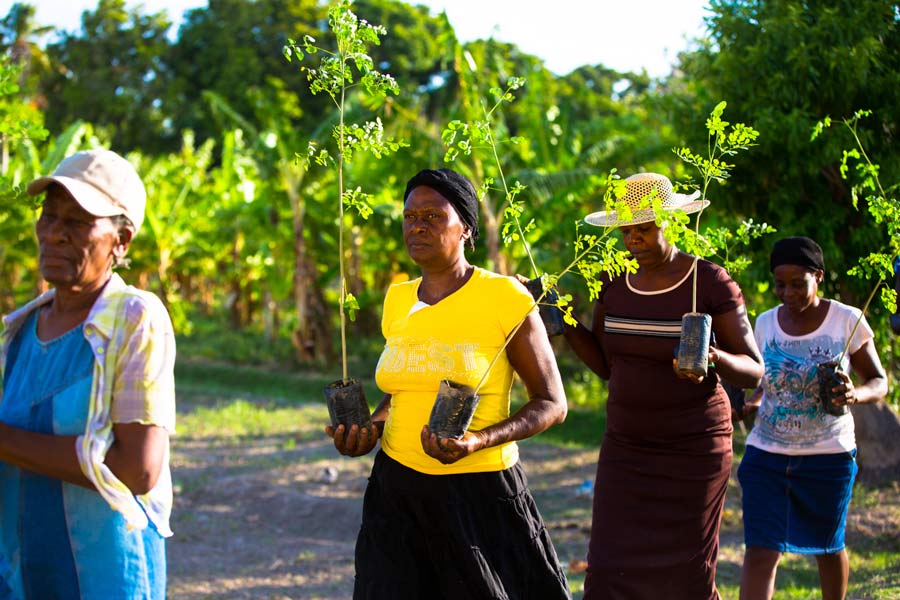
[830,370,858,407]
[672,348,720,384]
[420,425,484,465]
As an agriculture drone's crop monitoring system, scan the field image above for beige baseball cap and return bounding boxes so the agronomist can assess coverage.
[27,149,147,234]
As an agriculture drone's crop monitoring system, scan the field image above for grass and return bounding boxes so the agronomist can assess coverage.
[173,357,900,600]
[176,357,384,410]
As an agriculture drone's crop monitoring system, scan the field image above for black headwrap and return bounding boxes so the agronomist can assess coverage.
[404,168,480,248]
[770,236,825,272]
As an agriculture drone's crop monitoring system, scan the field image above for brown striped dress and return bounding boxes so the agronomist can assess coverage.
[583,259,741,600]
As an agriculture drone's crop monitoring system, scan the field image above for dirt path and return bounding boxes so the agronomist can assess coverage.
[167,435,597,599]
[168,434,899,599]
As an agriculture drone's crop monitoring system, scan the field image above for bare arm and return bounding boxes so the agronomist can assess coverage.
[327,394,391,457]
[421,311,567,464]
[562,301,611,379]
[707,304,764,389]
[105,423,169,494]
[741,385,764,420]
[0,421,168,495]
[829,339,888,408]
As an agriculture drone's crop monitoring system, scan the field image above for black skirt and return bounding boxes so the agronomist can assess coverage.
[354,450,570,600]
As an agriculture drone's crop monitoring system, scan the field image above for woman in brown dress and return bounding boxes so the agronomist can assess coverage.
[564,173,764,599]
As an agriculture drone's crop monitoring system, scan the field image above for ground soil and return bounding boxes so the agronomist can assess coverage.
[167,434,900,599]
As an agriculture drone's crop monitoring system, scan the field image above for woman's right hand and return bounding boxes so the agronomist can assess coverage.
[738,386,763,421]
[326,423,381,457]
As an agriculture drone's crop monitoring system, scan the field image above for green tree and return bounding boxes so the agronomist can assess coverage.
[672,0,900,300]
[203,84,340,362]
[439,38,552,274]
[812,109,900,476]
[167,0,325,150]
[40,0,174,153]
[0,2,53,93]
[127,132,218,332]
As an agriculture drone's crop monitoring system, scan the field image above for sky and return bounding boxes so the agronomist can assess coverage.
[20,0,712,77]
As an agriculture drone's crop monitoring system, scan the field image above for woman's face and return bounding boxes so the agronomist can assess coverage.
[773,264,822,314]
[619,221,669,265]
[403,186,468,269]
[36,185,126,292]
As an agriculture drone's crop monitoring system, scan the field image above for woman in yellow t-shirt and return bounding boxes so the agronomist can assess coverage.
[327,168,571,599]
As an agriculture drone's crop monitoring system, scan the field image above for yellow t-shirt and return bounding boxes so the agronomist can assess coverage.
[375,267,535,475]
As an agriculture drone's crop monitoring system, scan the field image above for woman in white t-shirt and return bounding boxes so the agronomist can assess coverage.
[737,236,887,600]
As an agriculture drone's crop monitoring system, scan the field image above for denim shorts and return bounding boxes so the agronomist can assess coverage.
[738,445,857,554]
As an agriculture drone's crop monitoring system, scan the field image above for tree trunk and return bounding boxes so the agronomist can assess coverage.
[286,169,332,363]
[1,134,9,176]
[263,287,276,343]
[155,247,172,311]
[851,400,900,484]
[479,191,508,275]
[348,223,379,337]
[469,150,508,275]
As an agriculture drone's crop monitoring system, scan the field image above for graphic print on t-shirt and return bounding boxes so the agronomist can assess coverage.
[378,336,479,382]
[756,337,839,444]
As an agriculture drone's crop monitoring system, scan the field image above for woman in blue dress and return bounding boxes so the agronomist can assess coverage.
[0,150,176,599]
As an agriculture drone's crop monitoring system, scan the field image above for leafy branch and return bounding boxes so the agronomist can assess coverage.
[813,109,900,361]
[671,101,765,310]
[472,174,632,395]
[283,0,405,381]
[442,71,537,276]
[0,58,48,196]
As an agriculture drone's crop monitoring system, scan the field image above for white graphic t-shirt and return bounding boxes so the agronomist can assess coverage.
[747,300,871,455]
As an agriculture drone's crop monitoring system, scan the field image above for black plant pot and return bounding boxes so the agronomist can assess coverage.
[428,380,480,439]
[816,361,848,416]
[324,378,373,435]
[523,277,565,337]
[676,312,712,378]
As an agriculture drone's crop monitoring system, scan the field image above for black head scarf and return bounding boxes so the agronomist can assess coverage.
[770,236,825,272]
[404,168,480,249]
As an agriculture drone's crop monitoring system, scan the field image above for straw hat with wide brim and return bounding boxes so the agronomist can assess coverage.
[584,172,708,227]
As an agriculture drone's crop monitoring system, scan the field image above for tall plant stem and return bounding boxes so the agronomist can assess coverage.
[834,116,897,364]
[337,73,348,382]
[690,177,712,313]
[836,251,899,365]
[472,234,608,395]
[483,101,538,278]
[689,133,718,313]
